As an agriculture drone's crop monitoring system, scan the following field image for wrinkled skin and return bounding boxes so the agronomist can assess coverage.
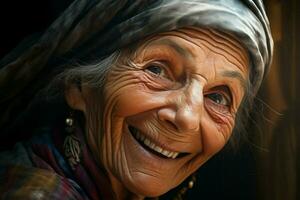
[66,28,249,199]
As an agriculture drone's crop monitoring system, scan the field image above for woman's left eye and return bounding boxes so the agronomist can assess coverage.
[205,92,231,106]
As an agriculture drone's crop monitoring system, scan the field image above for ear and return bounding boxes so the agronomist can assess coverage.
[64,84,86,112]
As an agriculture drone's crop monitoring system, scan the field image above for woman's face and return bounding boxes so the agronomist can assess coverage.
[86,28,249,197]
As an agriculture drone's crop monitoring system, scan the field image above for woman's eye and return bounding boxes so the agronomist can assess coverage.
[145,63,170,79]
[146,65,162,75]
[205,93,231,106]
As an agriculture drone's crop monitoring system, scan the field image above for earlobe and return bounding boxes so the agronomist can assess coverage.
[65,84,86,112]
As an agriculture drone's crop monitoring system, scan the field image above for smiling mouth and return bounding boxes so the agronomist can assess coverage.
[128,125,189,159]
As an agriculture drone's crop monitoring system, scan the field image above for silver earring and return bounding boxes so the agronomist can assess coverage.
[63,112,81,170]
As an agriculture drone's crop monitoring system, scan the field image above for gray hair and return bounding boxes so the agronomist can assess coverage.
[47,50,122,153]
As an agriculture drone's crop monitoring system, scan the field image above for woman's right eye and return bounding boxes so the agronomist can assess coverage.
[146,65,163,75]
[145,63,170,79]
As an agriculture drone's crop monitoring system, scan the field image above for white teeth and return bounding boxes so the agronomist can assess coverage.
[132,128,179,159]
[168,152,174,157]
[150,143,155,149]
[154,146,163,153]
[162,150,169,157]
[144,138,150,146]
[172,152,179,159]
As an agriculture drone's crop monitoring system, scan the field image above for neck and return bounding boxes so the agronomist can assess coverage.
[108,173,144,200]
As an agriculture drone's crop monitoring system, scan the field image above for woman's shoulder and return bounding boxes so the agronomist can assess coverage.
[0,164,86,199]
[0,127,55,168]
[0,142,32,167]
[0,128,89,199]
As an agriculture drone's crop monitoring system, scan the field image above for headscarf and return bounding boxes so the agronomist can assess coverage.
[0,0,273,133]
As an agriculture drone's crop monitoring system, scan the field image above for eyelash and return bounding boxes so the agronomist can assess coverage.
[204,86,233,112]
[144,62,234,112]
[144,62,171,79]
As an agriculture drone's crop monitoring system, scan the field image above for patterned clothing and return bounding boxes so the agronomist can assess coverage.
[0,125,115,199]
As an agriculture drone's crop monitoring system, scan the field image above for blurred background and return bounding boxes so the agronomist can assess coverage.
[256,1,299,199]
[0,0,299,199]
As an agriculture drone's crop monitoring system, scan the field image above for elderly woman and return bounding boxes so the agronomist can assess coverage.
[0,0,272,199]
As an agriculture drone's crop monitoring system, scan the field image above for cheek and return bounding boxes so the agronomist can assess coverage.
[200,112,235,156]
[104,75,167,118]
[113,87,164,117]
[103,62,178,117]
[103,71,141,116]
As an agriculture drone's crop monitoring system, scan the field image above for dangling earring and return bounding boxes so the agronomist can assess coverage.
[63,111,81,170]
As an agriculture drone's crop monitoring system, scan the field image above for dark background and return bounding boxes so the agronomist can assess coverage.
[0,0,73,58]
[0,1,299,200]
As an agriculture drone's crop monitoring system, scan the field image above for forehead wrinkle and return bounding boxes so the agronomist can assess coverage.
[208,43,247,72]
[196,39,247,74]
[175,29,248,71]
[179,28,249,65]
[207,40,246,72]
[131,34,166,62]
[184,36,247,75]
[193,28,248,65]
[209,29,248,63]
[146,38,193,60]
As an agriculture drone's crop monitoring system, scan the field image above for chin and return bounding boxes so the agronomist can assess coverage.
[123,174,177,198]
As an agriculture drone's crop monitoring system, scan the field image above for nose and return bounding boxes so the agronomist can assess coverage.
[157,81,203,132]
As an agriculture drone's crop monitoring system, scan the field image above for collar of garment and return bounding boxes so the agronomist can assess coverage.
[26,122,116,200]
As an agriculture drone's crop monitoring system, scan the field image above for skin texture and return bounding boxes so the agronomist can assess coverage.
[66,28,249,199]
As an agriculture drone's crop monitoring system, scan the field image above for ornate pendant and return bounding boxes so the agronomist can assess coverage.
[63,134,81,170]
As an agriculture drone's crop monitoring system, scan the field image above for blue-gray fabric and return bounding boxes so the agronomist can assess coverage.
[0,0,273,130]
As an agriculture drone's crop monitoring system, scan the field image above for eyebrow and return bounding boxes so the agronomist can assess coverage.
[151,38,249,93]
[156,38,192,59]
[221,70,248,92]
